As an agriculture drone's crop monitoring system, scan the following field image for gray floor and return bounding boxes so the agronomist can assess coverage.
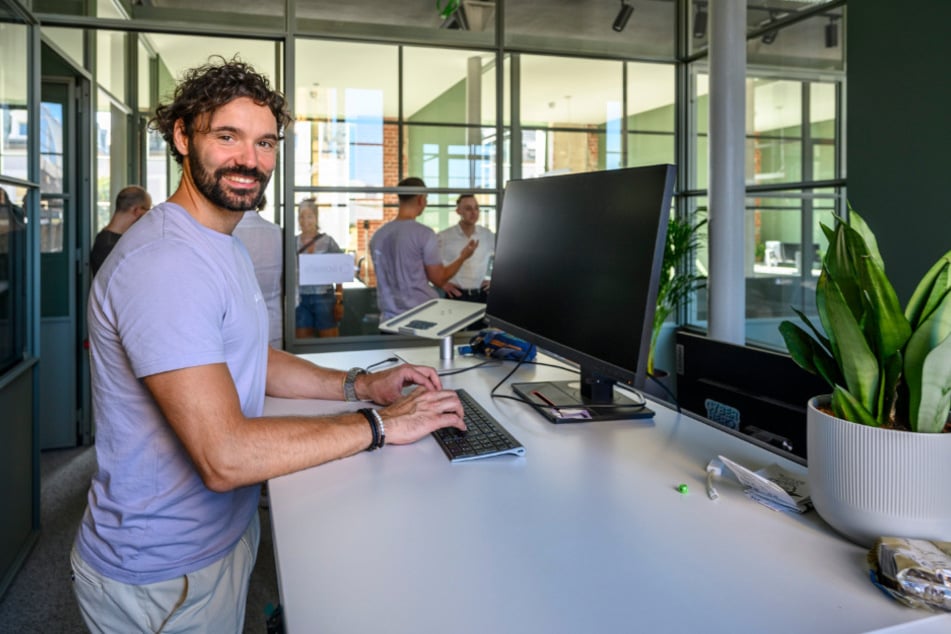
[0,446,281,633]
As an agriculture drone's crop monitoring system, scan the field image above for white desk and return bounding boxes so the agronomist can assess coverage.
[266,347,949,634]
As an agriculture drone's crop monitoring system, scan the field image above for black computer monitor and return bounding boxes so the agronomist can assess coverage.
[486,164,675,422]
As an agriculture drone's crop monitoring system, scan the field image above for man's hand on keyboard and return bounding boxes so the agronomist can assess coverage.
[380,388,467,445]
[355,363,442,405]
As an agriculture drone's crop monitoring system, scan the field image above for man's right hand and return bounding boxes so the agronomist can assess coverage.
[355,363,441,404]
[379,388,466,445]
[460,238,478,260]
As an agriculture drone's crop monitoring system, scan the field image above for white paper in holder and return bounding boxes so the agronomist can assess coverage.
[299,253,355,285]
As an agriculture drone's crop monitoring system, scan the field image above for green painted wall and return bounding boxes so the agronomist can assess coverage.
[756,119,837,248]
[408,78,476,229]
[847,1,951,302]
[627,105,675,167]
[411,77,468,124]
[157,56,175,103]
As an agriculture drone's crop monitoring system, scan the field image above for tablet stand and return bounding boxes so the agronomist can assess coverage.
[378,299,486,361]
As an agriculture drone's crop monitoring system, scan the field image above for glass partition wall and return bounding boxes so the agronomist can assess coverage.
[684,1,845,350]
[0,10,32,376]
[1,0,41,601]
[285,5,679,347]
[25,0,845,353]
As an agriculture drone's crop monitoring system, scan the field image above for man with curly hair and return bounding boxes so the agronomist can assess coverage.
[71,56,466,632]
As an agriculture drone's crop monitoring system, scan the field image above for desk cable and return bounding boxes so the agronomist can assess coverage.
[706,457,724,501]
[366,357,402,372]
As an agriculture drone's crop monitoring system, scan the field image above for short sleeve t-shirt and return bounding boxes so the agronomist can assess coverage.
[233,211,284,348]
[369,219,441,320]
[77,202,268,585]
[90,229,122,276]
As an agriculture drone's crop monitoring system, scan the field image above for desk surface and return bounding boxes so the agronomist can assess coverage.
[267,347,949,634]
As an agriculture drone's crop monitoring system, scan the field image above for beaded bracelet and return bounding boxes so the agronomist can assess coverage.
[358,408,379,451]
[370,409,386,449]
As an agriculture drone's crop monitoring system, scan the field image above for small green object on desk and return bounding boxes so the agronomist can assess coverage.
[677,483,689,494]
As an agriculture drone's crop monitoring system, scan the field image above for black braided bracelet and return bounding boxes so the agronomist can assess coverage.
[358,408,379,451]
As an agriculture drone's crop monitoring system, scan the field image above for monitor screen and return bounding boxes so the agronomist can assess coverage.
[486,165,675,422]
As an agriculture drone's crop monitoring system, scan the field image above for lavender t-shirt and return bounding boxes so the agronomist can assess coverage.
[77,202,267,584]
[369,219,442,320]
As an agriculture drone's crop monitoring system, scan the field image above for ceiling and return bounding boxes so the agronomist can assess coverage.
[125,1,841,130]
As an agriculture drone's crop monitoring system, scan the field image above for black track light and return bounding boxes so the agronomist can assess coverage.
[693,3,708,39]
[761,26,777,44]
[825,18,838,48]
[613,1,634,33]
[760,10,780,45]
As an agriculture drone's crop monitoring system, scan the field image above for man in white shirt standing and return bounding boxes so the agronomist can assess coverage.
[437,194,494,305]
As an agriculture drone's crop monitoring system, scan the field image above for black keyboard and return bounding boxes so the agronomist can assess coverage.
[432,389,526,462]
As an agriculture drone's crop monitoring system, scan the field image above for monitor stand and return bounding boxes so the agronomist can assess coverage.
[512,378,654,424]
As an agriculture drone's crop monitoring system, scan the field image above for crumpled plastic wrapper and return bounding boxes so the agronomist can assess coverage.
[867,537,951,612]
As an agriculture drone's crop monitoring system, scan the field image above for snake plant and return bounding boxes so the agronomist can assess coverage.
[779,206,951,433]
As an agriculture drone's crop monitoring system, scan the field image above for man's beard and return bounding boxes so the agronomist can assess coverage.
[189,152,269,212]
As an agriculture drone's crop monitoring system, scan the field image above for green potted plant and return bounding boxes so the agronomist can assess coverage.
[647,215,707,378]
[779,206,951,546]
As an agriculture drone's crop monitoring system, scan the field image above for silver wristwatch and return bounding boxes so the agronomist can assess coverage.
[344,367,367,402]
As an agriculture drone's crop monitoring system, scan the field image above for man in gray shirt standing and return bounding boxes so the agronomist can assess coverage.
[370,177,476,320]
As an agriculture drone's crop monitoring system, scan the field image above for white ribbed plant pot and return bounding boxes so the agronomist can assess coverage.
[807,397,951,548]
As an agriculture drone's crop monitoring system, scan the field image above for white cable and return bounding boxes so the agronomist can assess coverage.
[706,458,724,501]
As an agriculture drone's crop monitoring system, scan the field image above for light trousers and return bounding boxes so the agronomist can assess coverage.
[71,512,260,633]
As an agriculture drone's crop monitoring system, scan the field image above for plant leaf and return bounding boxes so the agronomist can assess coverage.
[880,352,903,427]
[823,220,866,321]
[859,249,911,361]
[831,385,880,427]
[846,205,886,272]
[656,216,706,313]
[904,289,951,432]
[781,321,827,381]
[791,306,832,354]
[905,253,951,328]
[648,305,671,375]
[815,268,838,360]
[819,273,881,418]
[813,347,845,390]
[913,334,951,433]
[650,215,706,375]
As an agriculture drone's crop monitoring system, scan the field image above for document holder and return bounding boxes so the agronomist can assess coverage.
[378,298,486,339]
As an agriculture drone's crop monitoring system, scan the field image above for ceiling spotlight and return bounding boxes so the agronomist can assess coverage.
[693,3,708,39]
[613,1,634,33]
[825,17,839,48]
